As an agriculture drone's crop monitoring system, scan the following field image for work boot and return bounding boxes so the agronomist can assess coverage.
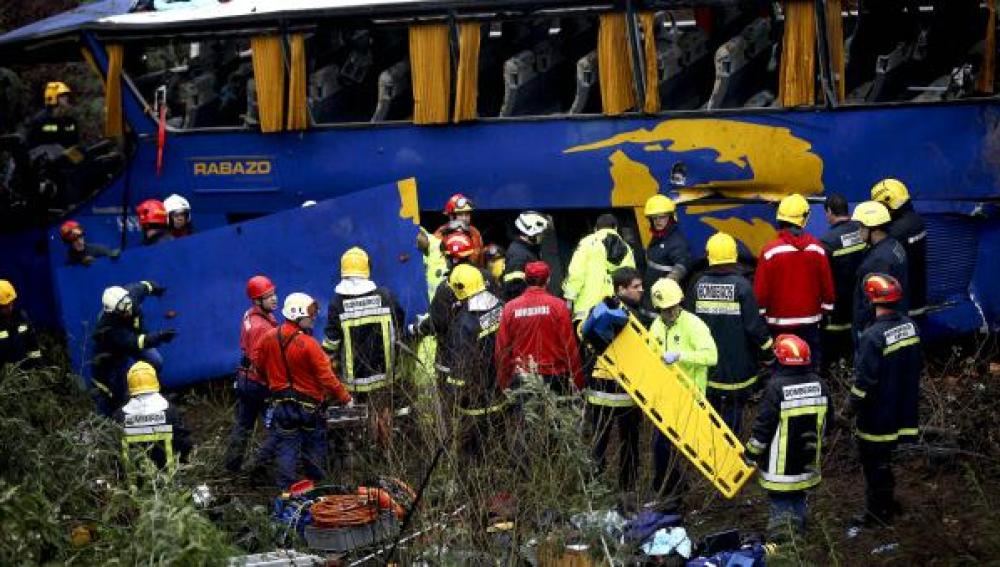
[846,509,894,538]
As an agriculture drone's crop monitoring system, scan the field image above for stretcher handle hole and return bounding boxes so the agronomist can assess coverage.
[649,408,663,423]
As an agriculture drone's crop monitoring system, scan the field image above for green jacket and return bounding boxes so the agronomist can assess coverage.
[649,309,718,392]
[563,228,636,320]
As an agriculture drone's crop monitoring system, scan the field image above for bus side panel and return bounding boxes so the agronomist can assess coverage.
[0,228,57,328]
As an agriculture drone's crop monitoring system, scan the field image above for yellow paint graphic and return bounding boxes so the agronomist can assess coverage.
[397,177,420,225]
[700,216,778,258]
[686,204,741,215]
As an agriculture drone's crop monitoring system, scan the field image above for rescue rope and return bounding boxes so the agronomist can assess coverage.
[310,494,380,528]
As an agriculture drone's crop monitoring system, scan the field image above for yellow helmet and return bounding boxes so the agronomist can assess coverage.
[127,361,160,395]
[651,278,684,309]
[776,194,810,227]
[870,178,910,210]
[44,81,71,106]
[852,201,892,228]
[706,232,738,266]
[449,263,485,301]
[644,194,677,217]
[489,258,506,281]
[0,280,15,306]
[341,247,370,279]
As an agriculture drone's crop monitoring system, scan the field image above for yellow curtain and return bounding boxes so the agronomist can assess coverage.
[640,12,660,114]
[286,34,308,130]
[104,43,124,138]
[251,35,286,133]
[409,24,451,125]
[978,0,997,94]
[779,0,816,107]
[453,23,481,123]
[598,13,636,116]
[825,0,845,102]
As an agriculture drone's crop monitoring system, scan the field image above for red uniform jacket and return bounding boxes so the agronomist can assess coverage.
[240,305,278,384]
[754,229,836,328]
[495,286,584,390]
[253,322,352,405]
[434,224,485,266]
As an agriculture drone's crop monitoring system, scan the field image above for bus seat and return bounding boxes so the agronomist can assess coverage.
[569,50,598,114]
[181,72,219,128]
[309,63,344,122]
[743,89,776,108]
[245,77,258,126]
[658,26,714,110]
[372,60,412,122]
[706,17,772,109]
[500,20,595,117]
[911,64,974,102]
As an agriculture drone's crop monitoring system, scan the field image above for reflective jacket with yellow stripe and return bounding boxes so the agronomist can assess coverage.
[0,309,42,368]
[649,310,717,393]
[323,285,404,393]
[563,228,635,321]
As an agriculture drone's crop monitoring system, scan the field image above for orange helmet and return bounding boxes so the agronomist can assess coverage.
[863,273,903,305]
[773,334,811,366]
[136,199,168,227]
[59,220,84,243]
[444,193,474,215]
[443,232,475,259]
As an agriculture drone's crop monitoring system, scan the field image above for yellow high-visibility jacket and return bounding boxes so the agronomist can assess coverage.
[563,228,635,320]
[649,310,718,392]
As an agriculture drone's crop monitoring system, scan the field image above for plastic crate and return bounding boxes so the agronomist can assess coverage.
[304,512,400,552]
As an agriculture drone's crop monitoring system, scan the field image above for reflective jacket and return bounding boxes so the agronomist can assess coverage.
[643,223,691,301]
[495,286,583,391]
[692,267,771,395]
[583,300,652,407]
[649,309,718,393]
[323,282,404,393]
[93,282,158,387]
[501,238,542,301]
[254,322,352,406]
[820,219,866,332]
[563,228,636,320]
[853,236,908,337]
[745,367,829,492]
[115,392,192,471]
[417,264,496,376]
[754,229,835,328]
[887,204,928,316]
[0,309,42,369]
[851,311,922,444]
[447,291,506,415]
[27,109,79,148]
[239,305,278,384]
[422,230,447,301]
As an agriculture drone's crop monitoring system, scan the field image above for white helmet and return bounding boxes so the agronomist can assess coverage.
[515,211,549,238]
[102,286,132,314]
[163,194,191,215]
[282,292,317,321]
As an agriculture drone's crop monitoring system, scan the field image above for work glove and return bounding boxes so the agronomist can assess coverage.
[148,328,177,346]
[405,313,430,339]
[147,281,167,297]
[662,352,681,365]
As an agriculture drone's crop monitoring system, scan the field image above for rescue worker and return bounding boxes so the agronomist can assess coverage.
[26,81,79,150]
[92,281,175,417]
[851,201,908,337]
[754,194,835,367]
[136,199,174,246]
[0,280,42,371]
[483,243,506,289]
[745,334,829,539]
[60,220,120,266]
[641,195,691,309]
[564,214,636,321]
[819,194,866,363]
[495,261,583,395]
[116,361,192,472]
[693,232,772,435]
[849,274,922,531]
[501,211,550,300]
[252,293,352,489]
[648,278,717,511]
[871,179,927,317]
[223,275,279,473]
[164,194,194,238]
[434,193,484,265]
[416,227,447,301]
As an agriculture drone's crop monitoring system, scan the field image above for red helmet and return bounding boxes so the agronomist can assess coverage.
[864,273,903,305]
[444,193,474,215]
[246,275,276,300]
[59,220,84,243]
[525,260,550,284]
[773,334,811,366]
[443,232,475,259]
[136,199,168,227]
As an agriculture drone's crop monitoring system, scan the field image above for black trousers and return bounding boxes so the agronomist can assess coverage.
[587,404,640,492]
[858,439,896,523]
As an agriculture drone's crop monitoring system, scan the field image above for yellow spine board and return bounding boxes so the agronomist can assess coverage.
[598,315,754,498]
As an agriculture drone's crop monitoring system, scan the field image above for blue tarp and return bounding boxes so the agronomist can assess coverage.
[0,1,134,45]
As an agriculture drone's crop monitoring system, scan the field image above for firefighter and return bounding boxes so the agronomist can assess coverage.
[0,280,42,371]
[851,201,908,337]
[819,194,866,363]
[871,179,927,317]
[434,193,484,265]
[745,334,829,539]
[416,227,447,301]
[641,195,691,309]
[116,361,192,473]
[26,81,79,150]
[848,274,922,531]
[754,194,835,367]
[164,194,194,238]
[501,211,550,300]
[92,281,175,417]
[692,232,772,435]
[223,275,279,473]
[564,214,636,321]
[252,293,352,489]
[648,278,717,511]
[60,220,120,266]
[495,261,583,395]
[484,243,506,288]
[136,199,174,246]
